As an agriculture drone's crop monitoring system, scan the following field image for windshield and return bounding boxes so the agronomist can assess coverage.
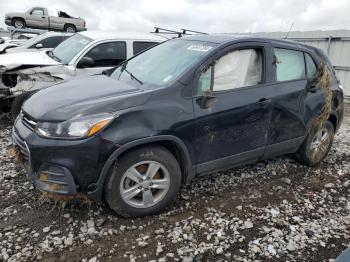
[111,39,217,88]
[51,34,92,64]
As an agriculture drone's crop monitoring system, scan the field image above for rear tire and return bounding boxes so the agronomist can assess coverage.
[11,92,35,121]
[295,121,334,166]
[12,18,26,29]
[105,145,182,217]
[64,24,76,33]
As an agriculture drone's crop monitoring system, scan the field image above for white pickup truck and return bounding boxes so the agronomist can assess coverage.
[5,7,86,32]
[0,31,164,118]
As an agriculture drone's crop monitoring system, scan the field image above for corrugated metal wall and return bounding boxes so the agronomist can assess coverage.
[249,30,350,101]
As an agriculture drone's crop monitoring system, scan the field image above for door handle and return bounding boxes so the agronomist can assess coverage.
[258,98,269,103]
[307,85,317,93]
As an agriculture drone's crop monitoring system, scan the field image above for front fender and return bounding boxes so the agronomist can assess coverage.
[87,135,194,201]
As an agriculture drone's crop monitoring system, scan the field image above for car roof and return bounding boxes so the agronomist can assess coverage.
[181,34,319,50]
[40,32,74,37]
[79,31,165,42]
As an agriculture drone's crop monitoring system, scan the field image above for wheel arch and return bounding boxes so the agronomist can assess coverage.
[64,23,76,31]
[88,135,195,201]
[12,17,26,25]
[328,112,338,132]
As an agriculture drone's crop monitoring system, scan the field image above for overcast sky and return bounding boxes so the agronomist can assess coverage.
[0,0,349,33]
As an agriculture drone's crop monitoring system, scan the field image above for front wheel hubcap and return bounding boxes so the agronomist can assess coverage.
[120,161,170,208]
[15,21,23,28]
[310,128,330,162]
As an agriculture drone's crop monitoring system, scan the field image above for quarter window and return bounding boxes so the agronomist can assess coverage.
[198,48,262,94]
[274,48,305,82]
[84,42,127,67]
[305,53,318,78]
[133,42,158,55]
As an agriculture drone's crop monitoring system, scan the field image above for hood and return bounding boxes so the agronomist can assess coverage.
[0,50,60,71]
[23,75,151,121]
[6,47,53,54]
[0,43,18,53]
[6,12,24,18]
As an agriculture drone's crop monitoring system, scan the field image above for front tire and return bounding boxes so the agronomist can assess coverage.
[105,146,182,217]
[12,18,25,29]
[295,121,334,166]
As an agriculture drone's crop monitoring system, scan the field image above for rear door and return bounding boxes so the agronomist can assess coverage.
[263,45,313,157]
[192,42,274,173]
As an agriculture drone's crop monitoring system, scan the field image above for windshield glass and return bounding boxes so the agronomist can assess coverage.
[51,34,92,64]
[111,39,217,88]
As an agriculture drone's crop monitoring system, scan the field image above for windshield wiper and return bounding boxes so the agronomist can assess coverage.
[121,62,143,85]
[48,51,61,63]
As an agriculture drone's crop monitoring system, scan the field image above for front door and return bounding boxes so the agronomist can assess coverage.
[192,42,273,173]
[75,41,127,76]
[27,8,48,29]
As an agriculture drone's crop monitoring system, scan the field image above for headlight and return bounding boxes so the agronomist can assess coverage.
[36,113,115,139]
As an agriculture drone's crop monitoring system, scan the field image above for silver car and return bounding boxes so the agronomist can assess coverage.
[5,7,86,32]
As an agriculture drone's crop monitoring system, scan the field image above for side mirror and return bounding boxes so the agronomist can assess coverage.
[77,57,94,68]
[35,43,43,49]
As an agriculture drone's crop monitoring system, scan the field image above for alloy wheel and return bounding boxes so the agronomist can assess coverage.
[14,20,24,28]
[309,128,331,162]
[119,161,170,208]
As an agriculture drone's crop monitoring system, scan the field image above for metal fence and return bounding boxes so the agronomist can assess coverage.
[248,30,350,102]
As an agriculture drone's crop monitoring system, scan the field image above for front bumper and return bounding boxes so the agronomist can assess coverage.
[12,115,117,199]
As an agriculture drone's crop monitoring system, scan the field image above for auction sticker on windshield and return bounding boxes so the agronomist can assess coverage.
[187,44,213,52]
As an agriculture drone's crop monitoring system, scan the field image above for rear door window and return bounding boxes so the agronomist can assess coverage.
[84,41,127,67]
[274,48,305,82]
[305,53,318,78]
[133,41,158,55]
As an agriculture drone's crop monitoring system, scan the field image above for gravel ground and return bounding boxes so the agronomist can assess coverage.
[0,113,349,262]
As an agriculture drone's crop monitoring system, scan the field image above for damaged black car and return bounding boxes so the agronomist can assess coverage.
[12,35,344,217]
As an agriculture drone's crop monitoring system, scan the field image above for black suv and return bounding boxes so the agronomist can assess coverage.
[12,35,344,217]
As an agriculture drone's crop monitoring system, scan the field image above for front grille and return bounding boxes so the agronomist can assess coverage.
[12,130,30,162]
[21,112,37,131]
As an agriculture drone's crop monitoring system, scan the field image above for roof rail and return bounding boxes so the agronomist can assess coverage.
[7,26,47,39]
[152,27,182,38]
[152,27,208,38]
[181,29,208,35]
